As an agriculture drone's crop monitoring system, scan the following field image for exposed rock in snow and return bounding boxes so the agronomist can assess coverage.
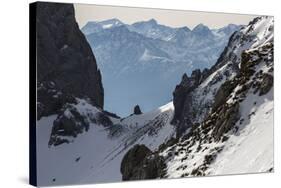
[137,16,274,179]
[171,70,204,137]
[121,144,165,180]
[133,105,142,115]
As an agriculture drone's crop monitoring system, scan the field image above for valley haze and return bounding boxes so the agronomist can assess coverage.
[80,17,241,116]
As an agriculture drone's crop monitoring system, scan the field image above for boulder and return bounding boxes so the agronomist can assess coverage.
[121,144,166,180]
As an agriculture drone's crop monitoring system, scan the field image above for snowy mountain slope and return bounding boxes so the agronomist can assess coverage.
[162,81,273,178]
[36,98,125,186]
[82,19,240,116]
[150,16,274,179]
[207,91,273,175]
[81,102,176,183]
[117,16,273,180]
[173,16,273,132]
[36,99,176,185]
[189,62,238,125]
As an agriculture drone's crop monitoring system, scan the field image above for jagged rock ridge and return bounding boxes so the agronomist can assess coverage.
[121,16,273,180]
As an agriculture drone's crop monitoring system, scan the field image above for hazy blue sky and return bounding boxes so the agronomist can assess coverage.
[74,4,257,29]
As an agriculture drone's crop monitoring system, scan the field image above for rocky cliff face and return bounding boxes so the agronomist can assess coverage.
[171,69,205,137]
[36,2,104,119]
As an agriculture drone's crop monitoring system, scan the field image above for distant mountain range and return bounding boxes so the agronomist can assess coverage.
[82,18,241,116]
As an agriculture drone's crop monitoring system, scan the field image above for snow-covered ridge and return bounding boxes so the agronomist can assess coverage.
[215,16,273,69]
[37,99,176,185]
[187,16,274,125]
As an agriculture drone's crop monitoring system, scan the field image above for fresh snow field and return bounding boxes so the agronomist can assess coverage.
[36,101,176,185]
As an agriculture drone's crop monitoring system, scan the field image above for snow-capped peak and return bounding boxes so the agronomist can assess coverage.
[215,24,242,36]
[98,18,124,28]
[81,18,124,34]
[132,18,158,27]
[241,16,273,48]
[146,18,158,25]
[177,26,191,33]
[192,23,211,33]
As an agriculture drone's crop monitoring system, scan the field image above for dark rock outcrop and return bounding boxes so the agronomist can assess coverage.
[102,110,121,119]
[49,104,89,146]
[171,74,189,124]
[212,79,237,111]
[201,68,210,81]
[36,2,104,119]
[259,74,273,96]
[212,102,240,140]
[170,23,246,138]
[37,81,76,119]
[171,69,203,137]
[48,102,113,146]
[133,105,142,115]
[158,137,178,152]
[95,112,114,127]
[240,42,273,97]
[121,144,166,180]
